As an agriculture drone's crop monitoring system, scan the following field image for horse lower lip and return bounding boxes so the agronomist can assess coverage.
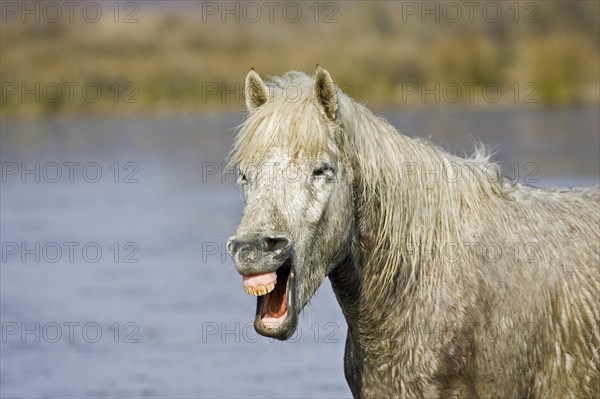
[261,310,288,329]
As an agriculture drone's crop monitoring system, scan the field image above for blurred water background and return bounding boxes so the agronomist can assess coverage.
[1,1,599,398]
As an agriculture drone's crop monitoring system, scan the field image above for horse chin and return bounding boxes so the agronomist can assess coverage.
[253,260,298,340]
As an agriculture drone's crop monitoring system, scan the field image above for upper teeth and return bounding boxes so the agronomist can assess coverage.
[245,282,275,296]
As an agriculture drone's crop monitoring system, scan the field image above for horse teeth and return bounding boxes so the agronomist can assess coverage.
[245,283,276,296]
[256,285,267,296]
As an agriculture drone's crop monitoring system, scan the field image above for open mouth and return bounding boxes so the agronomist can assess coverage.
[242,260,294,336]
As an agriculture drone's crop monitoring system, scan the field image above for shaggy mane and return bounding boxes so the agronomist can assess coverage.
[338,96,508,300]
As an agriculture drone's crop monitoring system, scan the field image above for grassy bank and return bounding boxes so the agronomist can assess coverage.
[1,1,598,118]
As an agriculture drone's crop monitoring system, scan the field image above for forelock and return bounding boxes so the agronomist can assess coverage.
[230,72,339,168]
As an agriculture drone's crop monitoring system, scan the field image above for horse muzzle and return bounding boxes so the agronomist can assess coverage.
[227,233,298,339]
[227,233,291,275]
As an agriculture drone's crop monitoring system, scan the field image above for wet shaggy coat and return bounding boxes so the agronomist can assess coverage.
[229,67,600,398]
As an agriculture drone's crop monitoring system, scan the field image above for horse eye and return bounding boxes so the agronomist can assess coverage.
[313,164,335,178]
[239,172,248,183]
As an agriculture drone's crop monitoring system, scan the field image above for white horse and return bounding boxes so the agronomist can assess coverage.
[227,66,599,398]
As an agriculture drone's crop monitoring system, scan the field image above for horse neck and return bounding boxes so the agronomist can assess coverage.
[328,247,362,330]
[328,230,419,356]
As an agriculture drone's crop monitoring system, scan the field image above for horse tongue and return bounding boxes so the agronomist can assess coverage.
[267,277,287,317]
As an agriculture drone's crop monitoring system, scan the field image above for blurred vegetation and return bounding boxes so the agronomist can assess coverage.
[1,1,598,118]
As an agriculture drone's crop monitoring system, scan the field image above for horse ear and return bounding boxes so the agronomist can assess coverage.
[313,65,338,121]
[245,68,268,110]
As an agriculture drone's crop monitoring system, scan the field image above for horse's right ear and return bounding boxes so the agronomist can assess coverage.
[313,65,338,121]
[245,68,268,111]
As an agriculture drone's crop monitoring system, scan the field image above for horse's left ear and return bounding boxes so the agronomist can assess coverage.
[313,65,338,121]
[245,68,269,111]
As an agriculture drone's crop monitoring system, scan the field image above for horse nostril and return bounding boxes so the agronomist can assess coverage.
[227,237,239,255]
[260,236,290,252]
